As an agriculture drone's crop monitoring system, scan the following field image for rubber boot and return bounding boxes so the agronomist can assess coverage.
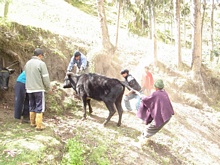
[35,113,45,131]
[30,112,36,127]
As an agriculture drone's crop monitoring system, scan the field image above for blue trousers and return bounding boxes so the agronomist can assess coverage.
[124,93,141,111]
[14,82,29,119]
[28,92,45,113]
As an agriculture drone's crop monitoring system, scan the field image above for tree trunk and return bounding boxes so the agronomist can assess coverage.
[115,0,121,49]
[4,0,10,19]
[148,4,152,39]
[210,0,214,61]
[183,16,187,47]
[96,0,115,52]
[201,0,206,36]
[151,0,157,66]
[191,0,202,80]
[174,0,182,68]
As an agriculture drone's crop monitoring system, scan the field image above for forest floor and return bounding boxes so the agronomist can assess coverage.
[0,0,220,165]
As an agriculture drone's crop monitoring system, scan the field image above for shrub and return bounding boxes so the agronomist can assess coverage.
[61,138,84,165]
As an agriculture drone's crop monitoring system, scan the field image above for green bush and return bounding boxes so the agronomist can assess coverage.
[61,138,84,165]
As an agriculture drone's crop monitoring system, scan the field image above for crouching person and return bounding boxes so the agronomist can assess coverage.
[137,79,174,144]
[25,48,51,131]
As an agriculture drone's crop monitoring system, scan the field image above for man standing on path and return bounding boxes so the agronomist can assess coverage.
[25,48,51,131]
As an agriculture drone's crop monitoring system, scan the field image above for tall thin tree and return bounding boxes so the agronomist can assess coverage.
[210,0,214,61]
[174,0,182,68]
[148,2,152,39]
[96,0,115,52]
[191,0,202,80]
[151,0,157,66]
[115,0,122,48]
[3,0,10,19]
[201,0,207,36]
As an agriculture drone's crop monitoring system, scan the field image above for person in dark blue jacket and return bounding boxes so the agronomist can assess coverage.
[14,71,29,123]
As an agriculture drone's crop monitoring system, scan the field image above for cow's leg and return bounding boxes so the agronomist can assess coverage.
[103,102,116,126]
[115,100,123,127]
[87,98,93,114]
[81,96,87,120]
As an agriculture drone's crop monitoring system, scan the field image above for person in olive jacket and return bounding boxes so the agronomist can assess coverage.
[24,48,51,131]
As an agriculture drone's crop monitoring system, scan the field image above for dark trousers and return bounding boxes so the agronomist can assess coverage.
[143,119,171,138]
[28,92,45,113]
[14,82,29,119]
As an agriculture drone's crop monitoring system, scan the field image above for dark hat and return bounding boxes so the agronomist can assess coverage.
[74,51,81,57]
[34,48,44,56]
[154,79,164,89]
[120,69,129,74]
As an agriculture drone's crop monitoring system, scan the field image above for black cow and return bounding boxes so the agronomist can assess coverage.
[0,68,15,90]
[63,73,125,126]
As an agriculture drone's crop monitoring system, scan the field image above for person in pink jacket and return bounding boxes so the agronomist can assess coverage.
[141,66,154,96]
[137,79,174,139]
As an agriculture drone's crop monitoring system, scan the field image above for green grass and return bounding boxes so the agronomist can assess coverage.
[61,135,111,165]
[88,145,110,165]
[61,137,84,165]
[0,121,63,165]
[76,127,117,165]
[66,0,97,16]
[1,150,44,165]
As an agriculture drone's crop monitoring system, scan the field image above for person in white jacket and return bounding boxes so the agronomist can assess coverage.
[67,51,89,74]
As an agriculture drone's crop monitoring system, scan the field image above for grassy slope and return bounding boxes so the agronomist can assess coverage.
[0,0,220,164]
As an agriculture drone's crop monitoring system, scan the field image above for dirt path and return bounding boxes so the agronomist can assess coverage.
[1,96,220,165]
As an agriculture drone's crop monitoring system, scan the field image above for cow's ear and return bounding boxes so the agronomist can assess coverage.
[8,69,15,75]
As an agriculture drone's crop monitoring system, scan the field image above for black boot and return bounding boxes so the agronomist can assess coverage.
[21,115,30,123]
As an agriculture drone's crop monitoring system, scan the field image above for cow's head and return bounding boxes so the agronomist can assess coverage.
[0,68,15,90]
[63,72,78,93]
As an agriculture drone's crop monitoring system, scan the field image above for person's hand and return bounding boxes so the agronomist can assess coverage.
[77,67,84,74]
[48,90,53,95]
[47,85,56,95]
[140,95,145,100]
[46,89,53,95]
[52,85,56,91]
[66,71,72,75]
[80,66,86,71]
[76,69,80,74]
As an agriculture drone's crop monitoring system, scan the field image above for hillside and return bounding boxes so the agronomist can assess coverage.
[0,0,220,165]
